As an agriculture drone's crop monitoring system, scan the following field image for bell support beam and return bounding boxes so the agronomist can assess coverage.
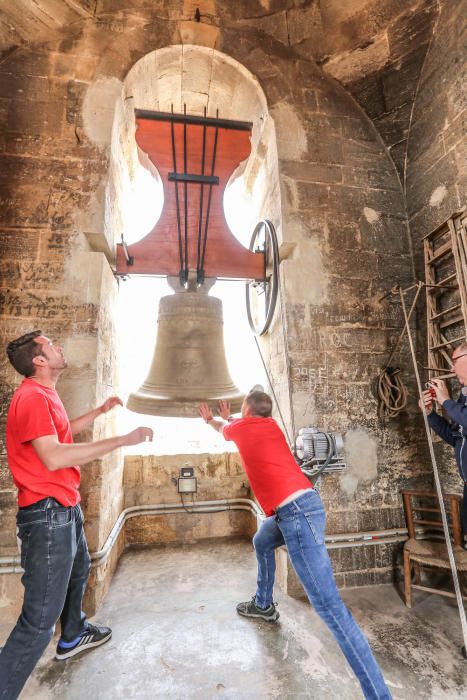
[115,110,265,281]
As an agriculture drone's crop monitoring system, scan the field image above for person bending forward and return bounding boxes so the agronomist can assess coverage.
[199,391,391,700]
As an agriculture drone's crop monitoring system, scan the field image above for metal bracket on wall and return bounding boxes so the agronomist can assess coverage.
[120,234,134,266]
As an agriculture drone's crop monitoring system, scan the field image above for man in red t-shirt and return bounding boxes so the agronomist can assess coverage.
[0,330,153,700]
[200,391,391,700]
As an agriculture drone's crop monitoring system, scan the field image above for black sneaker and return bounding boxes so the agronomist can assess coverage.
[55,622,112,660]
[236,597,279,622]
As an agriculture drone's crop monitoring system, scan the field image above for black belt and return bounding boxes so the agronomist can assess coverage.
[19,497,63,510]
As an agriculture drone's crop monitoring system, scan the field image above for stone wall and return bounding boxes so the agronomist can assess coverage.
[405,0,467,493]
[318,0,440,179]
[406,0,466,269]
[252,53,426,534]
[124,452,248,506]
[87,450,258,617]
[0,29,121,623]
[123,452,256,544]
[276,539,403,599]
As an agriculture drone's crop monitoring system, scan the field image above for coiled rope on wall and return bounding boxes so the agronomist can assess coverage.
[373,283,422,419]
[374,367,408,419]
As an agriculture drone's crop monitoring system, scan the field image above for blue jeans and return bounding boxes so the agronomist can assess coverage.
[253,490,391,700]
[0,498,91,700]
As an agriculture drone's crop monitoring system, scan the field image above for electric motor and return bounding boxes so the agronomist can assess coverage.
[295,426,345,472]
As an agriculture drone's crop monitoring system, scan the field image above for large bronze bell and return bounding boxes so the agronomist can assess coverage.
[127,276,244,417]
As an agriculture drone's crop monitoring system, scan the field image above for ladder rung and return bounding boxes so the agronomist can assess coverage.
[428,372,455,379]
[428,282,459,295]
[413,519,450,527]
[440,312,464,330]
[413,507,454,514]
[430,303,461,321]
[429,334,465,350]
[436,273,457,286]
[411,586,466,601]
[423,365,453,371]
[427,242,453,263]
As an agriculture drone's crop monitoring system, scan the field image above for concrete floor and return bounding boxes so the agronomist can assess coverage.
[12,539,467,699]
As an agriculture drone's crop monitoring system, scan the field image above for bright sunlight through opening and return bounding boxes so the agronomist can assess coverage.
[117,166,265,455]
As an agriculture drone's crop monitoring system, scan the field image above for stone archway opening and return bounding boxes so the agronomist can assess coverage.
[106,45,282,454]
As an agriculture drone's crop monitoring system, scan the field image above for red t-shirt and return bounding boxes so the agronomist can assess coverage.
[6,378,81,507]
[223,416,312,516]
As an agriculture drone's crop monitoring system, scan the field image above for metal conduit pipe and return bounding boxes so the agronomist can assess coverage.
[0,498,410,574]
[0,499,263,573]
[91,499,264,565]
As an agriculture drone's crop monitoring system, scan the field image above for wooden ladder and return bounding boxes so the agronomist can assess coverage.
[424,209,467,382]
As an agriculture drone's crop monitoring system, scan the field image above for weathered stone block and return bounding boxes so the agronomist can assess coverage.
[281,160,343,184]
[276,541,402,600]
[407,154,458,220]
[0,230,40,262]
[0,490,16,510]
[0,572,23,631]
[307,136,345,165]
[341,117,376,142]
[408,193,462,249]
[325,218,361,250]
[359,213,409,255]
[388,0,438,56]
[84,527,126,617]
[0,458,14,491]
[302,88,318,111]
[0,50,52,79]
[125,511,254,547]
[0,511,17,550]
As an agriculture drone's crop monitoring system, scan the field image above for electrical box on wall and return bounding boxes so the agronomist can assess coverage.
[178,466,197,494]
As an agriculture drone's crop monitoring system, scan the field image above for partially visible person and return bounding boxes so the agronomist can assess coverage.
[420,342,467,541]
[199,391,392,700]
[0,330,153,700]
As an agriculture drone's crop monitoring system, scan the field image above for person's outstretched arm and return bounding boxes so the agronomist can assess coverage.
[199,403,226,433]
[31,427,153,471]
[69,396,123,436]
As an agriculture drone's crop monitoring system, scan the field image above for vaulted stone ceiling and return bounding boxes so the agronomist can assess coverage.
[0,0,441,181]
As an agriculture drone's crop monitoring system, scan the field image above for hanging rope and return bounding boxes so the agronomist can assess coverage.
[253,335,293,448]
[277,265,297,449]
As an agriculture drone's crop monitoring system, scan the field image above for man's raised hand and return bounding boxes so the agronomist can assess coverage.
[100,396,124,414]
[428,378,450,405]
[217,400,231,420]
[122,427,153,446]
[419,390,434,413]
[199,403,214,422]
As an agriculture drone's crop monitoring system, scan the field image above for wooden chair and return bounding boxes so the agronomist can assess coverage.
[401,490,467,607]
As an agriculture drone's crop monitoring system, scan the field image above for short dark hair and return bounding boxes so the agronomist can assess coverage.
[7,330,44,377]
[245,390,273,417]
